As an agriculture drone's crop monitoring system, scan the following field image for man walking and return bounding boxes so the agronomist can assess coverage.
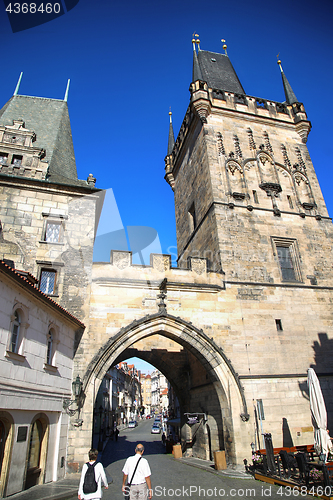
[122,443,152,500]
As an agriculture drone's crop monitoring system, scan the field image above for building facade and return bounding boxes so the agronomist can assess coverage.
[1,38,333,478]
[0,260,84,497]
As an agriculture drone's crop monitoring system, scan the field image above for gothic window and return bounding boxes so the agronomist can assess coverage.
[44,221,62,243]
[40,270,57,295]
[11,155,22,166]
[272,237,302,282]
[0,153,8,165]
[10,310,20,353]
[252,190,259,204]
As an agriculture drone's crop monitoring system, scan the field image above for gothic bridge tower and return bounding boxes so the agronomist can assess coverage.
[162,37,333,455]
[165,37,332,287]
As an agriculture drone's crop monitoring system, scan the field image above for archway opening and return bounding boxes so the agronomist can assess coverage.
[89,331,226,461]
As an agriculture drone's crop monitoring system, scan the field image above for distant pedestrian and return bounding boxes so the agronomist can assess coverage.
[115,428,119,441]
[78,448,108,500]
[161,432,166,445]
[122,443,152,500]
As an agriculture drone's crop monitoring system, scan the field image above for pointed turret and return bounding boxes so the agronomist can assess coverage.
[277,59,299,105]
[167,110,175,155]
[192,34,203,82]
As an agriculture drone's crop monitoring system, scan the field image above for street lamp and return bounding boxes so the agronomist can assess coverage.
[63,375,83,423]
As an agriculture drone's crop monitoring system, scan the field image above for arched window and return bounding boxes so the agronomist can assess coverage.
[10,310,20,353]
[46,330,53,366]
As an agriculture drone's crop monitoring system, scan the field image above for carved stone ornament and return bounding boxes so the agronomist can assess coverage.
[259,182,282,196]
[240,412,250,422]
[152,255,169,272]
[227,161,242,175]
[294,173,308,186]
[191,258,207,275]
[113,252,131,269]
[232,192,245,200]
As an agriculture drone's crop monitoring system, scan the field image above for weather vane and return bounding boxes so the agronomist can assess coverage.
[192,33,200,50]
[221,39,227,55]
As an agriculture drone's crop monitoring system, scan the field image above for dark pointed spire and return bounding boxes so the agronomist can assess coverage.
[192,33,203,82]
[277,58,299,105]
[167,110,175,155]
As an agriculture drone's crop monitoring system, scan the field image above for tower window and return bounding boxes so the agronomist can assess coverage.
[188,203,197,233]
[40,270,57,295]
[44,221,62,243]
[275,319,283,331]
[287,196,293,209]
[252,190,259,204]
[0,153,8,164]
[12,155,23,166]
[257,399,265,421]
[272,237,302,282]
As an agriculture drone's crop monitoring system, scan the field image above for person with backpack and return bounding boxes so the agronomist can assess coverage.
[78,448,108,500]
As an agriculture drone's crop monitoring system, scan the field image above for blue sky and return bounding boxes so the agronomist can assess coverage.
[1,0,332,267]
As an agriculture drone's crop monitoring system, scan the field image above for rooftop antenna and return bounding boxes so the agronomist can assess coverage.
[64,79,70,102]
[13,72,23,96]
[221,39,228,56]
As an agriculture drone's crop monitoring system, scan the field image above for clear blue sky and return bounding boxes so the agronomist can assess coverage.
[1,0,332,265]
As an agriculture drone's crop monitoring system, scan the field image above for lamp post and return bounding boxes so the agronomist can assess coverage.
[63,375,83,426]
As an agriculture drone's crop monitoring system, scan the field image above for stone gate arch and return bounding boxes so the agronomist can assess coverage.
[67,312,250,470]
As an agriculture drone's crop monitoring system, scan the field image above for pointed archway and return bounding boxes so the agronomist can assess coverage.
[67,312,250,470]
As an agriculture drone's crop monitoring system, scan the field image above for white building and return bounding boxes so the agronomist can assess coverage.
[0,261,84,497]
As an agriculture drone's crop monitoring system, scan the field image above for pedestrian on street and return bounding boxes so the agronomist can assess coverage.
[115,427,119,441]
[161,432,166,445]
[122,443,152,500]
[78,448,108,500]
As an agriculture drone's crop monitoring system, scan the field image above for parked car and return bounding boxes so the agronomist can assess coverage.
[128,421,138,428]
[151,424,161,434]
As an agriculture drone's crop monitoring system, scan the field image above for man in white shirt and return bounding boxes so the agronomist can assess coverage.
[122,443,152,499]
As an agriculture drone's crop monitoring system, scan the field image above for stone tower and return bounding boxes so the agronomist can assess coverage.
[0,80,101,325]
[165,38,332,289]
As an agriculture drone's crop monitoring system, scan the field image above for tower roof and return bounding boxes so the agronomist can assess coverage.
[277,60,299,105]
[194,50,245,94]
[0,94,89,188]
[167,111,175,155]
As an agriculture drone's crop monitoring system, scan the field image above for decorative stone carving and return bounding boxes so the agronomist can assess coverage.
[233,134,243,159]
[263,131,273,153]
[227,160,242,176]
[190,258,207,275]
[112,251,131,269]
[247,128,256,151]
[152,255,170,272]
[217,132,225,156]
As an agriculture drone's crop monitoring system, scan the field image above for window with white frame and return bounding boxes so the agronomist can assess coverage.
[44,221,62,243]
[39,269,57,295]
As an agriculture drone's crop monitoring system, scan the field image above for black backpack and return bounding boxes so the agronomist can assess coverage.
[83,461,98,494]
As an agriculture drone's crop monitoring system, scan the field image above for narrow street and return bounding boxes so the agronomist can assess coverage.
[100,419,315,500]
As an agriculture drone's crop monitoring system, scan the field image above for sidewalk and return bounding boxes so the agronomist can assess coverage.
[6,456,251,500]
